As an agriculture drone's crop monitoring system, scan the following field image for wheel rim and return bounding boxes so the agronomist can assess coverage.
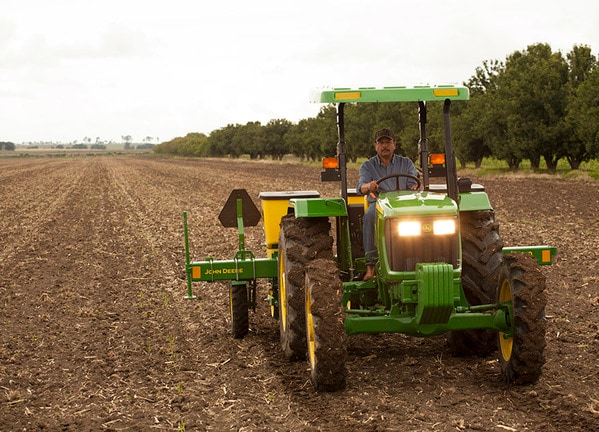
[278,250,287,330]
[498,278,514,362]
[306,289,315,369]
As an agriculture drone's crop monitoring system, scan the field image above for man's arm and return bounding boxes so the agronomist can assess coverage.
[356,159,375,195]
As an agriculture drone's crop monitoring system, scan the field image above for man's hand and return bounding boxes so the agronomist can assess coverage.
[367,181,379,193]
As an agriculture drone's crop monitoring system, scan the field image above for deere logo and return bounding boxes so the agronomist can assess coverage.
[423,224,432,233]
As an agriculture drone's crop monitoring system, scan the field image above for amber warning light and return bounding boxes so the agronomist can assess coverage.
[321,157,341,181]
[322,157,339,169]
[430,154,446,165]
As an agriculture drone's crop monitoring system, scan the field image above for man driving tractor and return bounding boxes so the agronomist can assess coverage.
[356,128,419,280]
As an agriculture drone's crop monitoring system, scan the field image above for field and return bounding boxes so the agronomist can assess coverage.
[0,155,597,431]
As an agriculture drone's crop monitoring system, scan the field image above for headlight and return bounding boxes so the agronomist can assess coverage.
[433,219,456,235]
[397,219,456,236]
[398,221,421,237]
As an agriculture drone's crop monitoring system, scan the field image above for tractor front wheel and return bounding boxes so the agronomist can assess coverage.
[498,252,547,384]
[228,281,249,339]
[305,259,347,391]
[449,210,503,356]
[278,214,333,361]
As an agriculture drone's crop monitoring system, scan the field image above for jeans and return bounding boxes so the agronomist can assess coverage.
[363,203,377,265]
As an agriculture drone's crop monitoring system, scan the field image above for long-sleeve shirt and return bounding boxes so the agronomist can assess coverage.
[356,154,418,203]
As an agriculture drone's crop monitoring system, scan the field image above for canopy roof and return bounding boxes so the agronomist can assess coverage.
[318,85,470,104]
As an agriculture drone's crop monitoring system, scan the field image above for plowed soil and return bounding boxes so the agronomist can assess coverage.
[0,155,597,431]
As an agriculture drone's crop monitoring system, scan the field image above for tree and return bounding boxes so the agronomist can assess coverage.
[313,105,338,159]
[153,132,207,156]
[499,44,569,171]
[343,103,376,161]
[205,125,238,157]
[285,118,323,161]
[454,60,502,168]
[453,97,493,168]
[233,121,264,159]
[567,44,596,87]
[564,45,599,169]
[122,135,133,150]
[263,118,293,160]
[567,65,599,168]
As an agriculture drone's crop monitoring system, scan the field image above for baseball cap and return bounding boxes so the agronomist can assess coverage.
[375,128,394,141]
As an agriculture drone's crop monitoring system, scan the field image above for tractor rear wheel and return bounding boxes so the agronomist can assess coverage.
[449,210,503,356]
[278,214,333,361]
[228,282,249,339]
[305,259,347,391]
[498,253,547,384]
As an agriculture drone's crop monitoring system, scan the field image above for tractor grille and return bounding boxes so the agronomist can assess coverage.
[384,220,459,272]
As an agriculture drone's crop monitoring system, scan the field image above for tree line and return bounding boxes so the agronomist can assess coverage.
[154,43,598,171]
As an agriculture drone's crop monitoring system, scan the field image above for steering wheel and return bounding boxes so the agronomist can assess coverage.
[376,173,421,192]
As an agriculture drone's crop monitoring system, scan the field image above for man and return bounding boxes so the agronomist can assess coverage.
[356,128,419,280]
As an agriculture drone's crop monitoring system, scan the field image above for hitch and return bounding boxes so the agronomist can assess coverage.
[183,189,278,300]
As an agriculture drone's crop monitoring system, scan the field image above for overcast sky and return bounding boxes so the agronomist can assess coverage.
[2,0,598,144]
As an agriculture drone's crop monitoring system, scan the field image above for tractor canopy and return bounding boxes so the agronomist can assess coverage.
[318,85,470,104]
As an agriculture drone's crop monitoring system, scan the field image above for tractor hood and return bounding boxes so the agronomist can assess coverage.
[376,191,458,218]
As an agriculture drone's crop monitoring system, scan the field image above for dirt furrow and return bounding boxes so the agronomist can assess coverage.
[0,156,596,431]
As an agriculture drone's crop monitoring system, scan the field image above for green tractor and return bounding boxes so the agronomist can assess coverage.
[183,85,556,391]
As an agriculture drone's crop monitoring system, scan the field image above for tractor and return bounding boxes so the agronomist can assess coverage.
[183,85,556,391]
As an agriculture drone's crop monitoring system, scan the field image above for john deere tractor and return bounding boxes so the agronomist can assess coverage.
[183,85,556,391]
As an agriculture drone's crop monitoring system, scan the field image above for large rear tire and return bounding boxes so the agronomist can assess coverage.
[278,214,333,361]
[498,253,547,384]
[228,282,249,339]
[448,210,503,356]
[305,259,347,391]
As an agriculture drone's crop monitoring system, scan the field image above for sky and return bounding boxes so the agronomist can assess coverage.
[1,0,598,144]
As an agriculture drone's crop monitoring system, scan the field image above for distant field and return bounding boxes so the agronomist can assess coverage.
[0,147,153,157]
